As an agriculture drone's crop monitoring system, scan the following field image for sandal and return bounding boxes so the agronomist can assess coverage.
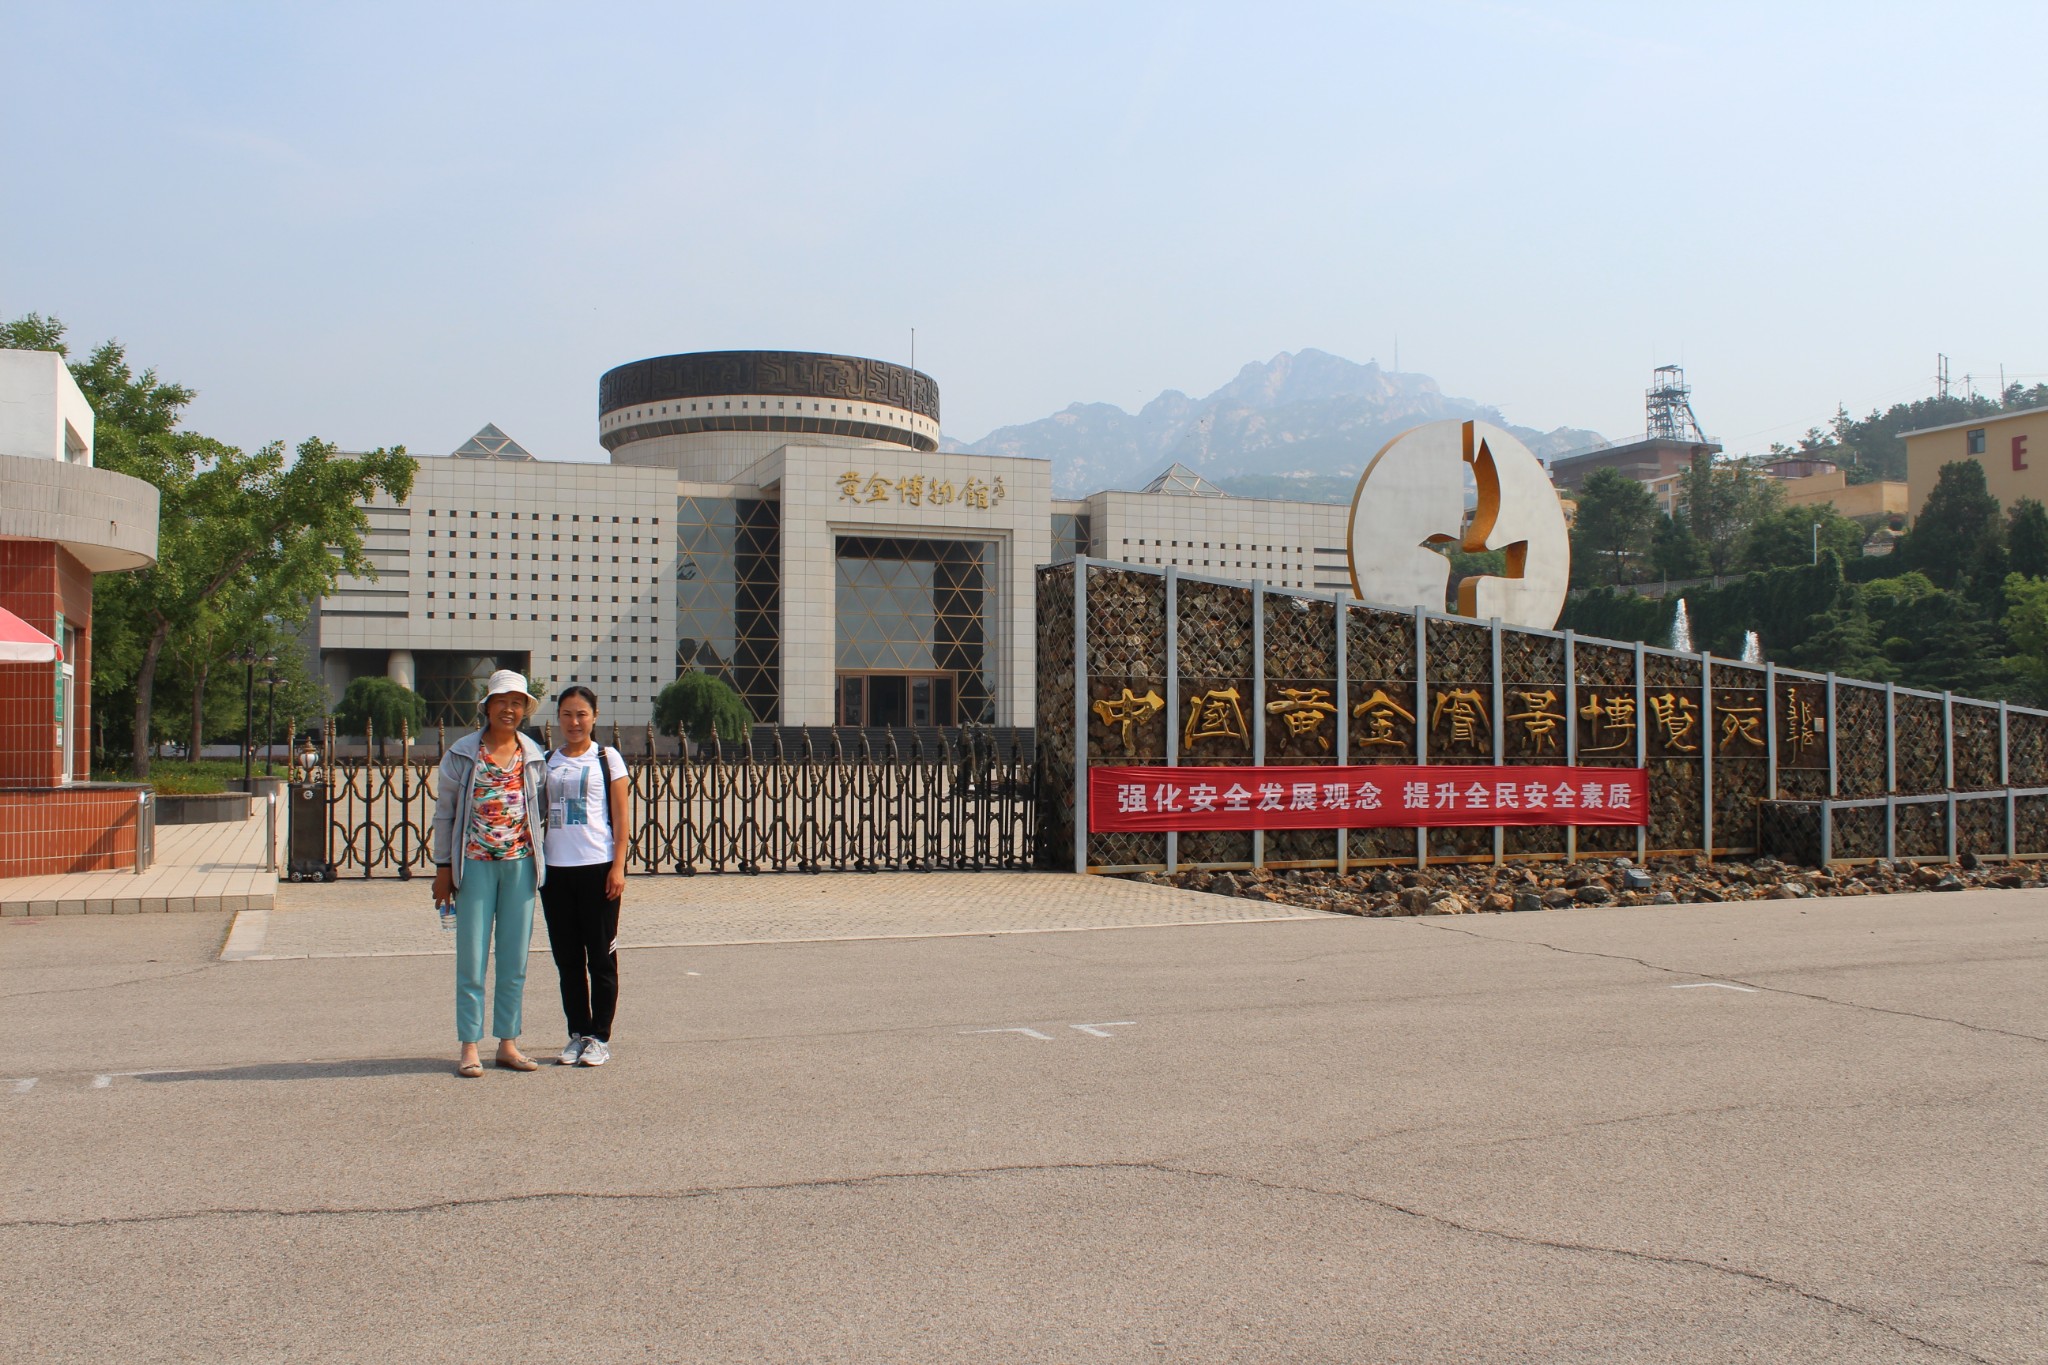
[456,1060,483,1078]
[494,1052,538,1072]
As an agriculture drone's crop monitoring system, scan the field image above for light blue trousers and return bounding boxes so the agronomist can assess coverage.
[454,857,536,1043]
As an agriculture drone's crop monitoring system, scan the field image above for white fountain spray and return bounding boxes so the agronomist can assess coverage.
[1670,597,1694,653]
[1740,631,1763,664]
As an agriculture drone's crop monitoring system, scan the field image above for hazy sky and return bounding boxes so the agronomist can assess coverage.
[4,2,2042,466]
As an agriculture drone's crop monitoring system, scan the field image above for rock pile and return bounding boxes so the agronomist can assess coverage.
[1121,852,2042,916]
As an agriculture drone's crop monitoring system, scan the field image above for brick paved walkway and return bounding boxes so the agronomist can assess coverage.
[0,810,279,917]
[226,872,1330,959]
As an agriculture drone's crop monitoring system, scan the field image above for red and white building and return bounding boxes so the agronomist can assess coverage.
[0,349,159,877]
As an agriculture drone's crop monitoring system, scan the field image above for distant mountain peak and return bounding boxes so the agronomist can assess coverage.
[952,349,1600,500]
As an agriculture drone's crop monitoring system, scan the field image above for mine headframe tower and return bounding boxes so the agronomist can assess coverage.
[1645,364,1708,444]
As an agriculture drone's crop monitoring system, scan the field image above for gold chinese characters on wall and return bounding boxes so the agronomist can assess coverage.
[838,471,1007,510]
[1091,687,1165,757]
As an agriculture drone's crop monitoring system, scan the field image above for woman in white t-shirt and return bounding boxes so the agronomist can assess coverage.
[539,686,632,1066]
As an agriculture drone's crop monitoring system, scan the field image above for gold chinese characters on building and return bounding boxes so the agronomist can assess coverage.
[1506,688,1565,755]
[1265,686,1338,753]
[838,471,1007,510]
[1781,686,1825,766]
[1578,689,1638,755]
[1091,687,1164,757]
[1351,688,1415,752]
[1184,687,1250,751]
[1715,692,1767,754]
[1430,687,1491,755]
[1647,691,1701,754]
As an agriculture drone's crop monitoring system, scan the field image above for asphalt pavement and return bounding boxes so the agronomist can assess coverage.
[3,882,2043,1363]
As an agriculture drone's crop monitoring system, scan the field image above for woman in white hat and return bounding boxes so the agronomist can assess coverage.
[431,669,550,1077]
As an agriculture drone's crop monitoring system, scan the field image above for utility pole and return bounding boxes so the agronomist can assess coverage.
[1938,354,1951,401]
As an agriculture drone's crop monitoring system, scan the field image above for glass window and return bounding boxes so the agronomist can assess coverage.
[1968,428,1987,455]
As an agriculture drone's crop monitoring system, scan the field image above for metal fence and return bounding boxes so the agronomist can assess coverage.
[307,725,1035,879]
[1041,558,2048,873]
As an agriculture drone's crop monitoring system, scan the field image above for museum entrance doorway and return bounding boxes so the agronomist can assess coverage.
[835,671,957,728]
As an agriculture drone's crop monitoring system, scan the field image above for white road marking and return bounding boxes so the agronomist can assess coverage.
[1069,1022,1137,1037]
[92,1075,112,1088]
[686,971,701,976]
[1670,982,1758,992]
[962,1027,1056,1041]
[10,1078,34,1093]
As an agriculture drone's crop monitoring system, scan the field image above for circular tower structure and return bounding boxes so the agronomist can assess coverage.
[599,349,940,482]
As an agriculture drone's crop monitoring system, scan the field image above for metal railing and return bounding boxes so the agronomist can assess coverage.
[307,725,1036,879]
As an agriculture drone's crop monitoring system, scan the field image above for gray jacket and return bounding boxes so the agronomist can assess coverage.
[433,729,550,890]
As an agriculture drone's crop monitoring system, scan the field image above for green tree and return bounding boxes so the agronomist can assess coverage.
[1678,452,1782,578]
[2007,499,2048,579]
[1895,460,2003,589]
[1742,504,1864,571]
[655,671,754,744]
[1651,512,1704,581]
[333,677,426,739]
[3,315,415,776]
[1568,468,1658,586]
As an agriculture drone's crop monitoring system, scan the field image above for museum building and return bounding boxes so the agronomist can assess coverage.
[313,351,1353,732]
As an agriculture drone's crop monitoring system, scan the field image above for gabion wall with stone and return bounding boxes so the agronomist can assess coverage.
[1037,560,2048,873]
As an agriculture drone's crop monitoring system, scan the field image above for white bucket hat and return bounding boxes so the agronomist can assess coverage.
[481,668,544,720]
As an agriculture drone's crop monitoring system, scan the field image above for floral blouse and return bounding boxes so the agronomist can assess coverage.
[463,747,532,861]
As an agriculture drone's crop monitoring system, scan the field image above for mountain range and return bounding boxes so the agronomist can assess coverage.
[945,349,1603,501]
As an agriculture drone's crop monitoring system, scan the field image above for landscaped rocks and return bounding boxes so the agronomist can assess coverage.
[1118,854,2044,917]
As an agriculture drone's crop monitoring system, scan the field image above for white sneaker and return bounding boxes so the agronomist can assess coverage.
[578,1038,610,1067]
[557,1035,586,1066]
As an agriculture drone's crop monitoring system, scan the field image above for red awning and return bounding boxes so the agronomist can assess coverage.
[0,606,60,664]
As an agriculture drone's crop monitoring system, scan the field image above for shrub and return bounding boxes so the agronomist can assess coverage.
[654,672,753,744]
[333,677,427,739]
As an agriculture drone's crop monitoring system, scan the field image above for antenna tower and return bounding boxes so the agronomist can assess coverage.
[1937,353,1951,400]
[1645,364,1707,443]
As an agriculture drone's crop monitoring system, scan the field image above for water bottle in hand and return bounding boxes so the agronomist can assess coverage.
[439,902,457,934]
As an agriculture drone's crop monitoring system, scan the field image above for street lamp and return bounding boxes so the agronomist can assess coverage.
[262,664,281,777]
[238,649,258,784]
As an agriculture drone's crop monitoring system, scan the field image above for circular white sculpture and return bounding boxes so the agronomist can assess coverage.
[1345,419,1571,629]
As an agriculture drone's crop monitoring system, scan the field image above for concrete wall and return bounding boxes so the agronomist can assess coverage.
[0,349,94,467]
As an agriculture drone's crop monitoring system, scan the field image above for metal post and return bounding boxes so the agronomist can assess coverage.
[1819,800,1832,867]
[1333,592,1348,876]
[1634,640,1648,863]
[1164,566,1179,875]
[1886,795,1896,860]
[1943,693,1955,792]
[265,793,278,873]
[1251,580,1266,870]
[1701,653,1714,860]
[242,655,256,786]
[1414,606,1429,869]
[2001,701,2013,859]
[1563,631,1578,865]
[1825,674,1838,797]
[1948,793,1958,862]
[1885,682,1897,795]
[1072,557,1089,875]
[1765,663,1778,800]
[1490,618,1504,866]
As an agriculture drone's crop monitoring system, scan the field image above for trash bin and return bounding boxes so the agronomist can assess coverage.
[288,781,332,882]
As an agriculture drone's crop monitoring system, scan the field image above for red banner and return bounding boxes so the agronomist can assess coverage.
[1089,764,1649,832]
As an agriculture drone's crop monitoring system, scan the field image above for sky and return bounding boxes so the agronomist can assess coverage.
[3,2,2043,466]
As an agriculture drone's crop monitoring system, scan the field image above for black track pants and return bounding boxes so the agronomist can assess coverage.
[540,862,621,1041]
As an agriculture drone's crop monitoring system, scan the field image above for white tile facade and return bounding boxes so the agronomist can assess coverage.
[1079,490,1354,594]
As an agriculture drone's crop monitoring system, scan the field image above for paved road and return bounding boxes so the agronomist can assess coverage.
[3,883,2044,1363]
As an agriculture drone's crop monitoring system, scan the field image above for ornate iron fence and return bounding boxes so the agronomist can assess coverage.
[306,723,1035,879]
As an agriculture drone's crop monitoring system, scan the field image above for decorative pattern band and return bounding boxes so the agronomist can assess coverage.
[601,413,937,453]
[599,351,940,423]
